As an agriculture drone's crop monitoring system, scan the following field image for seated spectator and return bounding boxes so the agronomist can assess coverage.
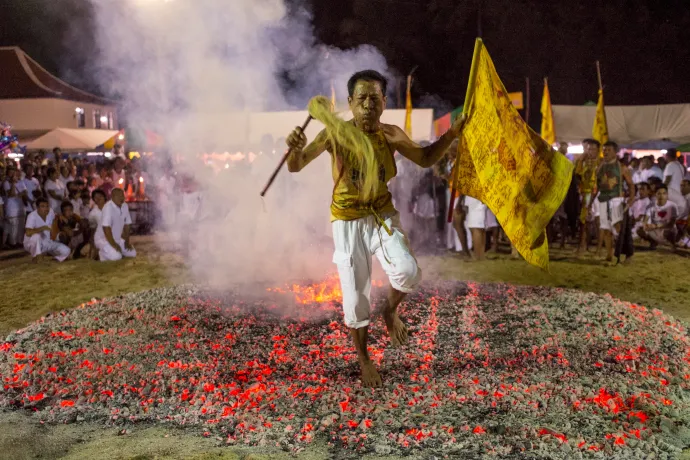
[51,201,89,259]
[44,167,66,215]
[78,189,92,220]
[94,188,136,261]
[88,189,107,260]
[24,197,70,263]
[637,185,678,249]
[631,182,652,239]
[677,179,690,248]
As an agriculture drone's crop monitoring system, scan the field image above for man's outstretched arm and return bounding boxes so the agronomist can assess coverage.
[386,115,466,169]
[286,128,328,172]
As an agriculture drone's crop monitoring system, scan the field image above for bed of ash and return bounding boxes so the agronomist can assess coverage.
[2,276,690,459]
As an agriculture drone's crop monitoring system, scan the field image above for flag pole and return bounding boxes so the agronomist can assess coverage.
[596,60,603,90]
[448,37,483,223]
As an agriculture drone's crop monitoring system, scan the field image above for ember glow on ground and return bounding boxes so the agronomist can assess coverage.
[2,282,690,458]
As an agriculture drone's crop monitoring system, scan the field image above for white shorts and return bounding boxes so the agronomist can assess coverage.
[332,213,421,329]
[465,197,487,229]
[485,209,498,229]
[598,197,625,230]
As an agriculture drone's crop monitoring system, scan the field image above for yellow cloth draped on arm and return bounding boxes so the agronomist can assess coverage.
[454,44,573,270]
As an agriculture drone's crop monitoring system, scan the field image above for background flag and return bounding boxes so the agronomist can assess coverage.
[404,75,413,137]
[540,78,556,145]
[452,42,573,270]
[592,88,609,145]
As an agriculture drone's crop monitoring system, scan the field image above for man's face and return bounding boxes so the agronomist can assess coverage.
[37,201,49,217]
[641,158,651,169]
[639,185,650,198]
[558,143,568,155]
[94,193,106,208]
[656,188,668,206]
[111,190,125,206]
[583,142,599,158]
[348,80,386,132]
[681,180,690,196]
[63,206,74,219]
[25,166,34,178]
[115,159,124,172]
[603,145,617,161]
[61,166,69,177]
[6,169,16,181]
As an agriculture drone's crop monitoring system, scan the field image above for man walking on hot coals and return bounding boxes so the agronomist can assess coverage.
[286,70,467,387]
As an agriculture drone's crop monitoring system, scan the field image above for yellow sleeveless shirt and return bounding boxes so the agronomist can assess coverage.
[328,127,397,222]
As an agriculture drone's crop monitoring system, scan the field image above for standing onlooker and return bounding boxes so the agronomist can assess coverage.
[678,179,690,248]
[574,139,600,256]
[637,185,678,248]
[94,188,136,261]
[111,158,126,190]
[60,164,75,184]
[21,164,40,213]
[663,149,685,193]
[44,167,66,215]
[24,197,70,262]
[465,196,487,260]
[640,156,663,183]
[3,168,28,248]
[596,142,635,263]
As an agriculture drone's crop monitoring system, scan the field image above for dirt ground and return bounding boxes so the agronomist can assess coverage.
[1,236,689,460]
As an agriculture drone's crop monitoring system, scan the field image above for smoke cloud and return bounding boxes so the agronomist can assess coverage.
[85,0,394,289]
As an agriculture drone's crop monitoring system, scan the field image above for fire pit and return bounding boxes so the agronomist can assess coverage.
[2,281,690,458]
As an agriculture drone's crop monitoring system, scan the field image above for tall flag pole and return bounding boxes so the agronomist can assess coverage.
[540,77,556,145]
[592,61,609,148]
[330,80,336,112]
[404,74,413,137]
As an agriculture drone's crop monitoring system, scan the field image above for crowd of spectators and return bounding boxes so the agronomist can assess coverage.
[0,145,140,262]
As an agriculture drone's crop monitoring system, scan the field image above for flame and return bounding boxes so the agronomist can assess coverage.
[118,178,124,185]
[139,176,144,183]
[268,273,384,305]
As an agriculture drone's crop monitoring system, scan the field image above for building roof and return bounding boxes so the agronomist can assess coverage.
[0,46,114,105]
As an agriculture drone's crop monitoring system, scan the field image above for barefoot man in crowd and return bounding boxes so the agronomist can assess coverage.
[286,70,466,387]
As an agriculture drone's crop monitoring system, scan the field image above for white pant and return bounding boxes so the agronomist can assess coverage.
[4,216,25,246]
[23,234,70,262]
[332,213,421,329]
[445,190,473,251]
[97,238,137,262]
[598,197,625,231]
[465,197,487,229]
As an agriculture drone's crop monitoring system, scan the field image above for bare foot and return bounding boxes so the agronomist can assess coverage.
[359,360,382,388]
[383,303,409,347]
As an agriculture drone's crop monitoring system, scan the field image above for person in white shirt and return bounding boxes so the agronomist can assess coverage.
[110,158,127,190]
[24,197,70,263]
[21,164,41,213]
[59,165,75,185]
[663,149,686,193]
[44,167,66,215]
[3,168,28,247]
[94,188,136,261]
[631,182,652,239]
[640,156,664,183]
[88,189,107,260]
[637,184,678,248]
[465,196,487,260]
[629,158,644,184]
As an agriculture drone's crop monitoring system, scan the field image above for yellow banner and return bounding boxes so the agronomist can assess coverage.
[455,44,573,270]
[540,79,555,145]
[592,88,608,145]
[404,75,413,137]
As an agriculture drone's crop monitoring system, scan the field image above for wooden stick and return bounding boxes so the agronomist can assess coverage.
[259,115,313,197]
[448,37,483,223]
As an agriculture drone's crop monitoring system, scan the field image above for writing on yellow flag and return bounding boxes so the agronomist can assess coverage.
[592,88,608,145]
[455,45,573,270]
[540,78,555,145]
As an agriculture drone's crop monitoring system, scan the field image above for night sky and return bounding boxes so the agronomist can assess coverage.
[1,0,689,123]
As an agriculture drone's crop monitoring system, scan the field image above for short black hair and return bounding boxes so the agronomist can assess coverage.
[638,181,649,188]
[656,184,668,192]
[60,200,74,212]
[603,141,618,150]
[91,189,106,201]
[582,138,601,147]
[666,148,678,159]
[36,197,49,207]
[47,167,57,178]
[347,70,388,98]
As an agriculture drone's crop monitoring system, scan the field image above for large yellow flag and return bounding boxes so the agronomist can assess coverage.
[592,88,608,145]
[540,78,555,145]
[404,75,413,137]
[453,41,573,270]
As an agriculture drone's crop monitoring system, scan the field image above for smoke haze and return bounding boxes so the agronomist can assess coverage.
[85,0,393,289]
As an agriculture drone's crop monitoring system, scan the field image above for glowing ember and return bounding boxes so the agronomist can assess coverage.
[1,283,690,458]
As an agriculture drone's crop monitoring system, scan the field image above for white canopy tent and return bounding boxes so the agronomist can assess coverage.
[552,104,690,146]
[26,128,120,151]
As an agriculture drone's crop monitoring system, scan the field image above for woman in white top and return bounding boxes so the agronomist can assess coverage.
[44,167,66,215]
